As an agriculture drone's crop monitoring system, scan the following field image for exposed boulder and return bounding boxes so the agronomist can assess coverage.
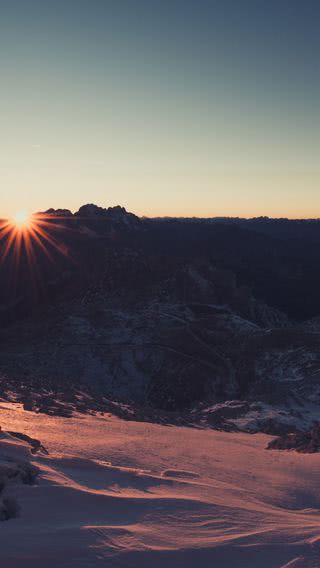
[0,433,40,521]
[7,431,49,455]
[267,423,320,453]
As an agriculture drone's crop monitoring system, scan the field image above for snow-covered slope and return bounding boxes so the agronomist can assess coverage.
[1,299,320,431]
[1,402,319,567]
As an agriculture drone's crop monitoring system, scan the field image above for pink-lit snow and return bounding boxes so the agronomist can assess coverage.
[0,402,319,567]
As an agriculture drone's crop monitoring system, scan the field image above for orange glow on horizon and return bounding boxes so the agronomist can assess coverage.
[0,211,72,273]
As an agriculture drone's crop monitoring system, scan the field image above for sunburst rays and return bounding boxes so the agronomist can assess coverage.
[0,212,72,271]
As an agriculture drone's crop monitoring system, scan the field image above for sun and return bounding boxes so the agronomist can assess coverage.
[12,210,31,229]
[0,209,72,270]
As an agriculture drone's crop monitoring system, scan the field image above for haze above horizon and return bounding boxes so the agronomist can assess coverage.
[1,0,319,219]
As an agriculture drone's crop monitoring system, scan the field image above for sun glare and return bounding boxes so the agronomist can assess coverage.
[13,210,31,229]
[0,209,71,270]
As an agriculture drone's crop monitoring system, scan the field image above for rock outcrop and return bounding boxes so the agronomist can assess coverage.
[267,423,320,453]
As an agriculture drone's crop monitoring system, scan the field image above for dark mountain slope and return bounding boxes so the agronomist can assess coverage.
[1,205,320,432]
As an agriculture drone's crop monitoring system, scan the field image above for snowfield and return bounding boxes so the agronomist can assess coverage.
[0,402,320,567]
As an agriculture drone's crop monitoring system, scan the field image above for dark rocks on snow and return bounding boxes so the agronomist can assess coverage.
[267,423,320,453]
[7,431,49,455]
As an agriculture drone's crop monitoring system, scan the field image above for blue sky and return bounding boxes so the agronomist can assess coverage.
[1,0,319,217]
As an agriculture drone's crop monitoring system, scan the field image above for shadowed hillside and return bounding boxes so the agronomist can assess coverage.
[1,205,320,432]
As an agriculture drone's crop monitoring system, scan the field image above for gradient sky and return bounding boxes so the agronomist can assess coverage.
[0,0,319,218]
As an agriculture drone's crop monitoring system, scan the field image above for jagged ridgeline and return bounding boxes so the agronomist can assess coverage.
[1,205,320,423]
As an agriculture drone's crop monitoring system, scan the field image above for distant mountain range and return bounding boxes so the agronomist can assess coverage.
[1,204,320,433]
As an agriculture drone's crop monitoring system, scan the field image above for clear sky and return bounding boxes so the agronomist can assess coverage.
[0,0,319,218]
